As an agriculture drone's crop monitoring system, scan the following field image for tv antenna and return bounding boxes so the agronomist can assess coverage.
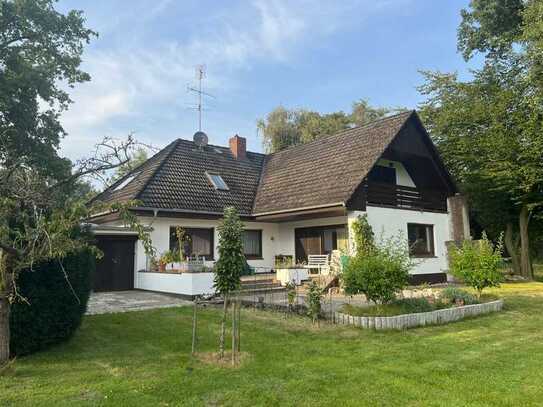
[187,64,215,132]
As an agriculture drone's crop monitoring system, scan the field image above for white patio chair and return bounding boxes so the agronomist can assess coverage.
[305,254,330,275]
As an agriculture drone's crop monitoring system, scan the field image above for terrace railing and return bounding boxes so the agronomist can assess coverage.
[365,182,448,212]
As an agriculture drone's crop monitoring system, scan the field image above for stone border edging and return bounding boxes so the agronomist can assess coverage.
[334,299,503,330]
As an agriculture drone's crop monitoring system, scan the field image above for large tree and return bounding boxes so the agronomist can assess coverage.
[110,148,148,184]
[419,0,543,278]
[258,100,404,153]
[0,1,149,364]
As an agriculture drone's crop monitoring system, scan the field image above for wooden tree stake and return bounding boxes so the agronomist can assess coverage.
[191,298,197,356]
[232,299,237,366]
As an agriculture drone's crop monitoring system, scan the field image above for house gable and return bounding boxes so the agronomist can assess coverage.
[345,113,457,212]
[252,111,414,215]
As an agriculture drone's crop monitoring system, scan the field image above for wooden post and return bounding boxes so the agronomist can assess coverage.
[219,294,228,359]
[237,299,241,353]
[231,299,237,366]
[191,298,197,356]
[329,289,333,321]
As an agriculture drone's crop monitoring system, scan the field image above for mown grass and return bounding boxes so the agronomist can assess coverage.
[2,282,543,406]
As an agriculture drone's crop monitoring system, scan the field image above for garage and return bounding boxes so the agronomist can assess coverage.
[93,235,137,292]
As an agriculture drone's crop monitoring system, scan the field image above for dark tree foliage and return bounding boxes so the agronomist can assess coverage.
[458,0,525,60]
[0,1,150,364]
[419,0,543,278]
[0,0,97,179]
[213,207,244,294]
[9,248,94,356]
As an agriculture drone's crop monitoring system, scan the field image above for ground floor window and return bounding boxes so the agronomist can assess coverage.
[242,230,262,259]
[407,223,434,257]
[169,227,214,260]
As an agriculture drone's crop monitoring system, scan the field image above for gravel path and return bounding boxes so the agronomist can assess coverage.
[86,290,191,315]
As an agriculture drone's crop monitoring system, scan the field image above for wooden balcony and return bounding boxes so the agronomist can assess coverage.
[365,182,448,212]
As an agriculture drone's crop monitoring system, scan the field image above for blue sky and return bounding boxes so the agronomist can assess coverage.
[57,0,479,159]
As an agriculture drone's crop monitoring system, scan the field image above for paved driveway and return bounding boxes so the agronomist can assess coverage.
[86,290,191,315]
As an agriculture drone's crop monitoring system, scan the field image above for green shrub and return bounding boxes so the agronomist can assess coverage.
[395,297,435,313]
[440,287,479,305]
[10,248,94,356]
[306,281,323,323]
[214,207,244,295]
[285,282,296,307]
[342,234,412,304]
[350,214,375,256]
[449,233,503,297]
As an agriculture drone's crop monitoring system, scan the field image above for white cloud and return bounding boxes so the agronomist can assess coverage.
[59,0,407,159]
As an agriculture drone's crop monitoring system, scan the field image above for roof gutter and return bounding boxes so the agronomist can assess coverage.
[131,206,253,217]
[91,203,346,220]
[252,202,345,217]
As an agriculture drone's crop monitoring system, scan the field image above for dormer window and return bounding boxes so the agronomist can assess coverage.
[114,172,140,191]
[206,172,229,191]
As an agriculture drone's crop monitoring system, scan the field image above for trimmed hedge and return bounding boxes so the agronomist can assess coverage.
[9,249,95,356]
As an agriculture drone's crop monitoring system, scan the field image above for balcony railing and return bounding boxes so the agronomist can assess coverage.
[365,182,448,212]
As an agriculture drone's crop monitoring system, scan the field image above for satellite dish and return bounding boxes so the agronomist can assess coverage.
[193,131,208,148]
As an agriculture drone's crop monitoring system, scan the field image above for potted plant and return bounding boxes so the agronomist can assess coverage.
[159,250,175,272]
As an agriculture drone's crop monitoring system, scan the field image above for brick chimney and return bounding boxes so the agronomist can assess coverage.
[229,134,246,160]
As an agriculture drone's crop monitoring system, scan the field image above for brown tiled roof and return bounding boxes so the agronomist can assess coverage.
[252,110,414,214]
[93,139,265,216]
[137,140,265,215]
[93,111,418,216]
[90,140,178,205]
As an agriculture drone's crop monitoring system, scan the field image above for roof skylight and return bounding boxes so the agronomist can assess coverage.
[114,172,140,191]
[206,172,229,191]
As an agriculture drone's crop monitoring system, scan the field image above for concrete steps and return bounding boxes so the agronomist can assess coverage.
[238,277,285,295]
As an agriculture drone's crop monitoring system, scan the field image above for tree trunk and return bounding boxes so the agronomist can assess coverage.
[504,222,521,275]
[219,294,228,359]
[0,250,14,365]
[519,205,533,280]
[0,294,9,365]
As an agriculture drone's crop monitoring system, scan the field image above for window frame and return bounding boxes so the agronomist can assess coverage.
[113,171,141,191]
[169,227,215,261]
[407,223,435,258]
[242,229,263,260]
[205,171,229,191]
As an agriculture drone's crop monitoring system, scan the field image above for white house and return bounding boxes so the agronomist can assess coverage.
[89,111,470,297]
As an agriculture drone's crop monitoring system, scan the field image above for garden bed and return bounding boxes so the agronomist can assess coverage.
[334,299,503,330]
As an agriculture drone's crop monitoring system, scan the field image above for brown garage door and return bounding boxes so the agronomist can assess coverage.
[94,236,137,292]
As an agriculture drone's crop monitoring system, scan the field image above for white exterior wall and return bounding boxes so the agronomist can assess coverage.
[348,206,451,275]
[376,159,415,187]
[133,216,280,273]
[132,215,349,273]
[135,271,215,296]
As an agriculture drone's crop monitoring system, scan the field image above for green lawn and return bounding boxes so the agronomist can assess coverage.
[2,283,543,406]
